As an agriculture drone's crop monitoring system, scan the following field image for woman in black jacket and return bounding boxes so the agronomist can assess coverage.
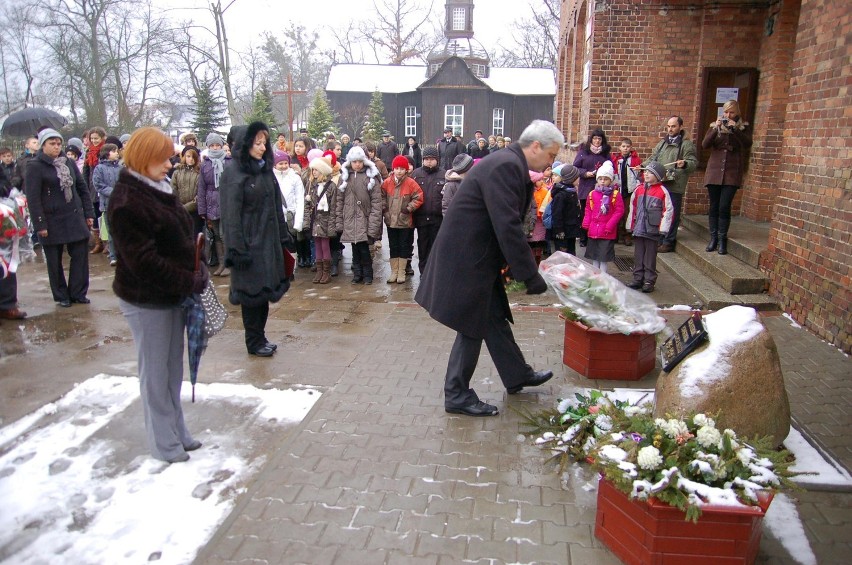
[220,121,292,357]
[404,137,422,169]
[25,129,94,307]
[109,127,208,463]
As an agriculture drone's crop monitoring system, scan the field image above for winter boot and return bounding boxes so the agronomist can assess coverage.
[405,259,414,276]
[351,261,364,284]
[362,259,374,285]
[705,216,719,252]
[387,258,399,283]
[313,260,324,283]
[319,259,332,284]
[90,230,104,254]
[396,258,407,284]
[213,240,227,276]
[330,249,340,277]
[717,217,730,255]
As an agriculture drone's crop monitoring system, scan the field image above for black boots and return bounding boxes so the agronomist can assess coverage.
[351,261,364,284]
[362,260,374,285]
[706,216,718,252]
[330,249,341,276]
[717,217,730,255]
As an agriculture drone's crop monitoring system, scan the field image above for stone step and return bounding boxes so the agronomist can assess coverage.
[681,215,766,268]
[671,230,769,294]
[657,251,777,311]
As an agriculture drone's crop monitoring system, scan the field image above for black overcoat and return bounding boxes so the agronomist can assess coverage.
[220,122,291,307]
[415,144,538,339]
[25,151,93,245]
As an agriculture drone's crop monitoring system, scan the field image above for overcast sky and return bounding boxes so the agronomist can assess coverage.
[158,0,532,59]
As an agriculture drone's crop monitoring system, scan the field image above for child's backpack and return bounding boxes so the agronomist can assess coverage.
[542,200,554,229]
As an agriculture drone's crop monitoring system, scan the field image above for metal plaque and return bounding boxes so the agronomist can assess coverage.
[661,312,708,372]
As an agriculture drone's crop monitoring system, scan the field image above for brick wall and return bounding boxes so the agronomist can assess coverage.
[762,0,852,353]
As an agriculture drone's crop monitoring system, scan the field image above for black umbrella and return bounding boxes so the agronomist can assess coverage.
[1,107,67,137]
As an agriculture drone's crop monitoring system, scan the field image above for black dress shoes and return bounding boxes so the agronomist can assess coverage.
[184,440,203,451]
[249,344,275,357]
[58,300,72,308]
[71,297,90,304]
[627,280,644,290]
[507,370,554,394]
[445,400,499,417]
[265,342,278,351]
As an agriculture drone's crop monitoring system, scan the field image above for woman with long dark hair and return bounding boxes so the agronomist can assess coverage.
[572,129,612,246]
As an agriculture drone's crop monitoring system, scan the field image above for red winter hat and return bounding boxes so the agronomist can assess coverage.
[392,155,410,170]
[322,150,337,166]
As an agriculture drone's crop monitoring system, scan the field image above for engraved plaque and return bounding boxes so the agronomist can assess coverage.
[661,312,708,372]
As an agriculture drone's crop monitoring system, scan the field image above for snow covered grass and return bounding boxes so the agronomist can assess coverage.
[0,375,321,564]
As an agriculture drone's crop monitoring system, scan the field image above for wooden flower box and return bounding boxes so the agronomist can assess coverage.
[595,478,771,565]
[561,316,657,380]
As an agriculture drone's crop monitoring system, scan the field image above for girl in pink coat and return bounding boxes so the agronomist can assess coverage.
[581,161,624,273]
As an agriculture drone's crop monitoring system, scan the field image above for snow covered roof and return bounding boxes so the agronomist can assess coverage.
[326,64,555,97]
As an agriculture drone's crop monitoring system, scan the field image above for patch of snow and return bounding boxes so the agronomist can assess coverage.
[785,428,852,487]
[782,312,802,328]
[678,306,764,398]
[764,494,817,565]
[0,375,321,565]
[663,304,695,311]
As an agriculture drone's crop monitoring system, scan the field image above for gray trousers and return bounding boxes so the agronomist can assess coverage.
[444,283,534,408]
[632,236,658,284]
[120,299,195,461]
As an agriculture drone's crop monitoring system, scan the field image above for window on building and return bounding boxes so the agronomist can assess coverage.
[404,106,417,137]
[492,108,505,136]
[445,104,464,137]
[430,63,440,76]
[452,7,465,31]
[471,63,486,78]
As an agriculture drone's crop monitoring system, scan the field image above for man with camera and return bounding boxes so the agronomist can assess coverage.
[642,116,697,252]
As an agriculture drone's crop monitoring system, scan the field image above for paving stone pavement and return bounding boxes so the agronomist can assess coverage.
[194,299,852,565]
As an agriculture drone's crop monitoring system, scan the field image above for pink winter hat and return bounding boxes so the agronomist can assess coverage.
[529,170,544,183]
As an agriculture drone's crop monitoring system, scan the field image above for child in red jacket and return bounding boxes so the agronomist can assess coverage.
[626,162,674,293]
[611,138,643,245]
[581,161,624,273]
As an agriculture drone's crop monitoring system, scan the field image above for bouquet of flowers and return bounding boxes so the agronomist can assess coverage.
[539,252,665,335]
[591,409,797,521]
[0,189,32,279]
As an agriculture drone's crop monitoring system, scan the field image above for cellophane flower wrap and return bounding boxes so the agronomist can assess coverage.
[591,408,797,521]
[0,189,33,279]
[539,251,665,335]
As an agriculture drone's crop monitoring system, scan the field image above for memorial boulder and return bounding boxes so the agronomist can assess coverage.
[654,306,791,445]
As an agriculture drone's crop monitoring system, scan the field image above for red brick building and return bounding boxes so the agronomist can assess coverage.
[556,0,850,352]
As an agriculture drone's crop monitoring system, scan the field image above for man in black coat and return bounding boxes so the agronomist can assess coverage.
[376,131,399,166]
[437,128,464,171]
[416,120,563,416]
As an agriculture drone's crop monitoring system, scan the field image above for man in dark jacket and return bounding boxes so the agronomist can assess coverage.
[11,136,38,191]
[415,120,562,417]
[437,128,464,171]
[376,131,399,165]
[0,147,16,183]
[411,146,446,274]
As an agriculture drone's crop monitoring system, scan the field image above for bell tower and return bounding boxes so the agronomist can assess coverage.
[445,0,474,39]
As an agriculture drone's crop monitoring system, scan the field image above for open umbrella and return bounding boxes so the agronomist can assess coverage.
[184,233,210,402]
[1,107,67,137]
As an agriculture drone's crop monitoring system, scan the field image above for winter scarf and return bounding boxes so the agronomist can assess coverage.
[207,148,226,189]
[590,144,603,155]
[595,184,615,214]
[86,142,103,168]
[53,156,74,203]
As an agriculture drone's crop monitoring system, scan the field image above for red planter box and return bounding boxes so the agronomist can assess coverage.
[561,317,657,380]
[595,478,771,565]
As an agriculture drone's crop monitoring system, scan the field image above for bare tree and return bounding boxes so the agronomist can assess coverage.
[338,103,369,139]
[492,0,560,70]
[0,5,41,110]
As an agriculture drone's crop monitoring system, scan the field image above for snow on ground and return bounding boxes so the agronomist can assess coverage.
[764,494,818,565]
[0,375,321,565]
[786,427,852,487]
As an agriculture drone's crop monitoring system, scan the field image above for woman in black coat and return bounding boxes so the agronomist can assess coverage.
[25,129,94,306]
[404,137,422,169]
[220,121,292,357]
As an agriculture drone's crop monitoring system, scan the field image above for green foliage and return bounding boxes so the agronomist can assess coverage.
[362,89,387,142]
[307,90,337,142]
[245,81,277,129]
[190,76,228,142]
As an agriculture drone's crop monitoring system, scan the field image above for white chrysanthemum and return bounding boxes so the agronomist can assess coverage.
[693,414,716,429]
[594,415,613,433]
[637,446,664,470]
[654,418,667,428]
[724,428,738,439]
[696,425,722,448]
[662,418,690,439]
[624,405,648,417]
[557,397,577,414]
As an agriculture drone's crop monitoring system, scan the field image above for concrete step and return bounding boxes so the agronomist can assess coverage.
[657,251,777,311]
[681,215,767,268]
[670,229,769,294]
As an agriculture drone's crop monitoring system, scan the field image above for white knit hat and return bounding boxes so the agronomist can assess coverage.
[596,160,615,181]
[309,157,333,178]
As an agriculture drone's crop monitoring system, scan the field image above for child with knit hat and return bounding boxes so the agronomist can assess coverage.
[550,164,583,256]
[305,157,338,284]
[381,155,423,283]
[581,160,624,273]
[525,170,550,266]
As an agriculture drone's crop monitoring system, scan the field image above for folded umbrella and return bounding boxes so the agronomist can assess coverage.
[184,233,210,402]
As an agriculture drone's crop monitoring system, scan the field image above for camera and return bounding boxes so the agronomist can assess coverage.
[721,118,730,126]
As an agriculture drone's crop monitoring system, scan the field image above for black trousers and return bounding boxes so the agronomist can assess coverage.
[241,302,270,352]
[387,227,414,259]
[660,191,683,246]
[444,280,534,408]
[0,271,18,310]
[43,239,89,302]
[415,221,441,274]
[706,184,739,221]
[352,241,371,265]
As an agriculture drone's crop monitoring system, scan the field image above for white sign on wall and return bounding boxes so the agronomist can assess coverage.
[583,61,591,90]
[716,87,739,104]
